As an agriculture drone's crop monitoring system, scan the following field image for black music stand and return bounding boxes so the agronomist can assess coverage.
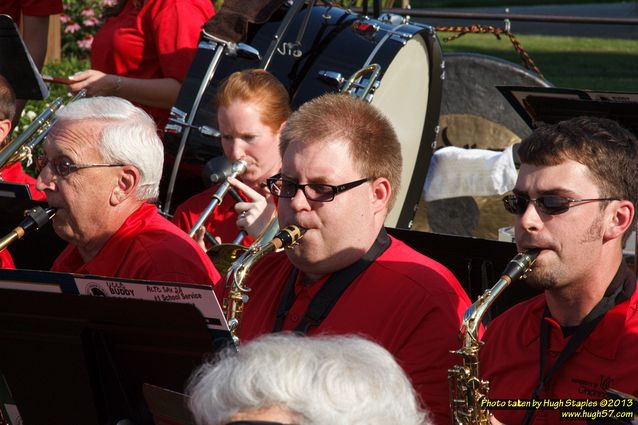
[497,86,638,136]
[0,14,48,100]
[0,289,224,425]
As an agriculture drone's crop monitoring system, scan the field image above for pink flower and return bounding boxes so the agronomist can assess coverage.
[64,22,81,33]
[83,17,100,27]
[80,8,95,17]
[101,0,118,6]
[60,14,71,24]
[77,35,94,51]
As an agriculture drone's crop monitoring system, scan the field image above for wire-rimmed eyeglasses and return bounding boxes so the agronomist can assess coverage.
[36,155,125,178]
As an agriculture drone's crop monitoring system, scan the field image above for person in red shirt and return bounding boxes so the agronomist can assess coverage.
[68,0,215,130]
[0,0,63,69]
[221,94,471,425]
[35,96,220,286]
[481,117,638,425]
[172,69,291,249]
[0,74,46,202]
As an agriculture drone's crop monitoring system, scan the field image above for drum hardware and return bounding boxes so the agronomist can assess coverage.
[378,13,411,25]
[165,114,220,138]
[318,64,381,102]
[0,206,56,253]
[259,0,309,69]
[163,38,229,214]
[188,160,247,237]
[352,18,414,43]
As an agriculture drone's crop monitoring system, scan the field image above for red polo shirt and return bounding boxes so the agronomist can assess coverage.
[0,249,15,269]
[229,235,471,425]
[52,203,220,287]
[0,0,62,23]
[481,265,638,425]
[90,0,214,129]
[1,162,46,201]
[172,185,254,247]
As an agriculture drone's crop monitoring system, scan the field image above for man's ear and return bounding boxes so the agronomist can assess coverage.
[370,177,392,214]
[0,119,12,144]
[604,199,634,242]
[111,165,140,205]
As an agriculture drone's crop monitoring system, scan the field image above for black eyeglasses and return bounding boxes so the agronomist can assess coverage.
[36,155,125,178]
[266,173,370,202]
[502,193,618,216]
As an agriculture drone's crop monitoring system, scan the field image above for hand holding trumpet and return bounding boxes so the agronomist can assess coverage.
[229,176,277,240]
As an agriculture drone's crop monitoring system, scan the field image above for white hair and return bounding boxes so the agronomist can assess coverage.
[187,333,432,425]
[55,96,164,200]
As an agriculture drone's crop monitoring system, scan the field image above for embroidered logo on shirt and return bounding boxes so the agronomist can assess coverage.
[571,375,614,398]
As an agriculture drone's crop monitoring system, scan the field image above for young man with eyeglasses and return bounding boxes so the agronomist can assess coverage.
[35,96,220,286]
[225,94,470,425]
[481,116,638,425]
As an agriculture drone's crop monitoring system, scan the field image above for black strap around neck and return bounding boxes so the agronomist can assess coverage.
[522,263,635,425]
[272,228,391,334]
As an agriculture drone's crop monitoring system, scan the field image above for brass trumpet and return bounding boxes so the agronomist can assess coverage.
[189,159,247,238]
[0,90,86,170]
[0,206,56,253]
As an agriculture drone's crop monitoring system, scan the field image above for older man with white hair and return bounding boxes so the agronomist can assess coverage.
[36,96,220,285]
[187,333,433,425]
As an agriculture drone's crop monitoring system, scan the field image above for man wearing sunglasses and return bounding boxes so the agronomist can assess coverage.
[481,116,638,425]
[224,94,471,425]
[35,96,220,286]
[187,333,432,425]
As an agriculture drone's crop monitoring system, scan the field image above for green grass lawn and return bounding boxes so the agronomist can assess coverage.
[438,32,638,91]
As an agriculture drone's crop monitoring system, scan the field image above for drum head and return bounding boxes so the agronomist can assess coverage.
[413,53,551,239]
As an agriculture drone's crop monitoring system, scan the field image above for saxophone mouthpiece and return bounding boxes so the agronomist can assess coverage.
[22,206,57,233]
[271,225,306,250]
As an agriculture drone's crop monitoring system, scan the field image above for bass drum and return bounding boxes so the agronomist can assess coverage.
[163,5,443,229]
[412,52,552,240]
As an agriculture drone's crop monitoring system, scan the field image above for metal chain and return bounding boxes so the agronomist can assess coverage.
[434,24,545,80]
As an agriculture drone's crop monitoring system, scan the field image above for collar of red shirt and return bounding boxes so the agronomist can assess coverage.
[522,289,635,361]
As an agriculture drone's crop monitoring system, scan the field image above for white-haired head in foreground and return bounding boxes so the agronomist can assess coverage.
[187,333,432,425]
[56,96,163,201]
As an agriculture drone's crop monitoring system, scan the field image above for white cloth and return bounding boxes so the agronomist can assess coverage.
[423,146,518,202]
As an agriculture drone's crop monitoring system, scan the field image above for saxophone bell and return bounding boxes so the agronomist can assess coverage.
[449,249,539,425]
[223,223,306,345]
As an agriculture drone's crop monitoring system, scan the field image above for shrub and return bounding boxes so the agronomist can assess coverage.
[60,0,114,58]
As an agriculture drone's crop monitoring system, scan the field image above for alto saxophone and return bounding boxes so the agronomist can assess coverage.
[224,224,305,345]
[449,249,539,424]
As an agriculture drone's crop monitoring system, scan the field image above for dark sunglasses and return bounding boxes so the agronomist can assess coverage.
[36,155,124,178]
[502,193,618,216]
[266,173,370,202]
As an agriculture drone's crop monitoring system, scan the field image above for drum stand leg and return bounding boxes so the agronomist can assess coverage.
[162,41,226,214]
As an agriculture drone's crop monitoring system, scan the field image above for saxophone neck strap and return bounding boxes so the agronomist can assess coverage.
[272,227,391,334]
[522,262,635,425]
